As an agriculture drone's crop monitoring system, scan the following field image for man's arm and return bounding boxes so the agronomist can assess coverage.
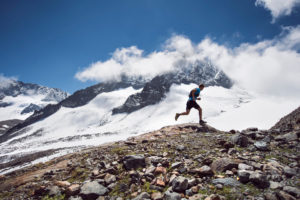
[191,88,197,101]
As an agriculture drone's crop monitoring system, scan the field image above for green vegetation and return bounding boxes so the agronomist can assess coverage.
[42,194,65,200]
[67,167,88,183]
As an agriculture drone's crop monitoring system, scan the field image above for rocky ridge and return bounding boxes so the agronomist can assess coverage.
[0,106,299,200]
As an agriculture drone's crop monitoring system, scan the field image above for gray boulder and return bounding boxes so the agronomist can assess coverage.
[237,170,251,183]
[212,178,241,187]
[132,192,151,200]
[283,186,300,198]
[230,134,249,147]
[80,181,108,200]
[164,190,181,200]
[249,172,270,189]
[172,176,189,192]
[210,158,238,172]
[123,154,146,170]
[254,141,270,151]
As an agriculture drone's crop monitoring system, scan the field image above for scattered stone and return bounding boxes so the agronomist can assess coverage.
[204,194,226,200]
[171,162,183,169]
[132,192,150,200]
[80,181,108,199]
[164,190,181,200]
[283,166,297,178]
[104,173,116,185]
[276,191,296,200]
[176,145,185,151]
[48,186,61,196]
[172,176,188,192]
[264,192,278,200]
[249,172,270,189]
[238,163,254,171]
[254,141,270,151]
[69,196,83,200]
[231,134,249,147]
[123,154,146,170]
[155,166,167,175]
[55,180,71,187]
[67,184,80,196]
[270,181,283,190]
[283,186,300,198]
[151,192,163,200]
[212,178,241,187]
[210,158,238,172]
[189,194,205,200]
[237,170,251,183]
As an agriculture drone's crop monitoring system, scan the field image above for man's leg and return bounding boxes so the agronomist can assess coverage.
[175,109,190,121]
[198,107,202,121]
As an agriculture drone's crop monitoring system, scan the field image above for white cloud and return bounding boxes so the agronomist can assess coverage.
[76,26,300,99]
[255,0,300,22]
[0,74,17,89]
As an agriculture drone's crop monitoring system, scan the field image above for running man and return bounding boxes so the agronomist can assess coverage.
[175,84,207,125]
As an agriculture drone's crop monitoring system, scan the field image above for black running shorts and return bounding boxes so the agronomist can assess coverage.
[186,100,200,110]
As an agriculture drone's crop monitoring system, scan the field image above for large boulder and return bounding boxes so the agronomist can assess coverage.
[230,134,249,147]
[210,158,238,173]
[212,178,241,187]
[254,141,270,151]
[123,154,146,170]
[80,181,108,200]
[172,176,189,192]
[249,172,270,189]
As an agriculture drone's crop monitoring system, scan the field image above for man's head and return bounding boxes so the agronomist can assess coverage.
[199,84,205,90]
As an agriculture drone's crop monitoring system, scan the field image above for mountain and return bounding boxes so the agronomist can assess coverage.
[113,62,232,114]
[0,106,299,200]
[271,106,300,132]
[0,80,68,122]
[0,61,238,175]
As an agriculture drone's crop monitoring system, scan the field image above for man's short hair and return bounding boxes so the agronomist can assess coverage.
[199,84,205,88]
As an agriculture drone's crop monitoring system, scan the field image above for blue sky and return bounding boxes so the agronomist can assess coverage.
[0,0,300,93]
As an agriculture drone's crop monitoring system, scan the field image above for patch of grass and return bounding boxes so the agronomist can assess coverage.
[0,191,13,199]
[142,182,158,193]
[42,194,65,200]
[109,174,131,198]
[67,167,88,183]
[240,183,261,196]
[111,146,129,155]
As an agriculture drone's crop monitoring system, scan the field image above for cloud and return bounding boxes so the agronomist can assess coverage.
[255,0,300,22]
[0,74,17,89]
[76,26,300,99]
[197,25,300,99]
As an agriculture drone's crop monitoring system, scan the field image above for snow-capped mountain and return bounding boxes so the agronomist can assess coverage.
[1,61,298,174]
[0,80,68,122]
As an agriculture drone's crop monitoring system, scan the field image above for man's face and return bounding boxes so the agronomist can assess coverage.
[200,86,205,90]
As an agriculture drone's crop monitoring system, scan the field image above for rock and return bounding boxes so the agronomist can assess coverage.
[69,196,83,200]
[249,172,270,189]
[155,166,167,175]
[67,184,81,196]
[275,133,298,142]
[171,162,183,169]
[187,178,197,188]
[123,154,146,170]
[172,176,188,192]
[212,178,241,187]
[132,192,151,200]
[210,158,238,172]
[246,127,258,132]
[176,145,185,151]
[237,170,251,183]
[145,166,156,174]
[189,194,205,200]
[276,191,296,200]
[254,141,270,151]
[163,190,181,200]
[55,180,71,187]
[204,194,226,200]
[283,186,300,198]
[80,181,108,200]
[151,192,163,200]
[186,188,194,196]
[231,134,249,147]
[238,163,254,171]
[243,131,257,139]
[48,186,61,196]
[264,192,278,200]
[146,156,163,166]
[283,166,297,178]
[155,178,166,187]
[270,181,283,190]
[228,148,237,154]
[197,165,214,176]
[104,173,116,185]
